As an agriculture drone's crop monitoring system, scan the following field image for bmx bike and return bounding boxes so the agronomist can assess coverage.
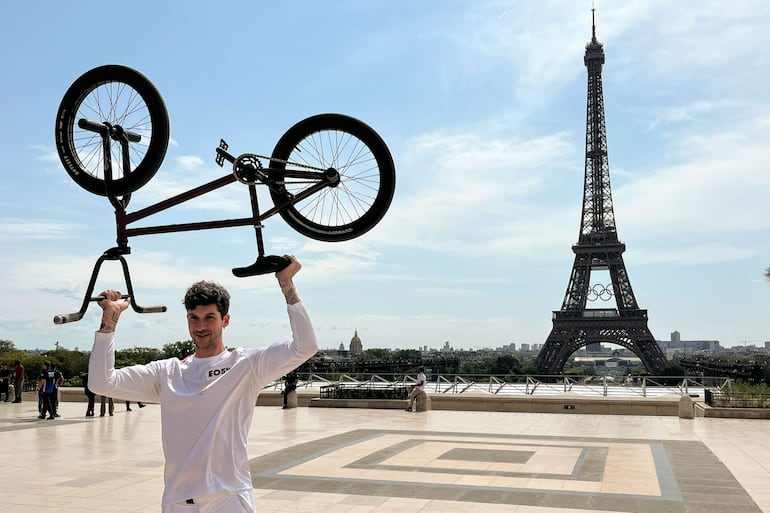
[52,65,395,324]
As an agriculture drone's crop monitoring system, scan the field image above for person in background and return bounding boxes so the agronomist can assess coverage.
[84,373,96,417]
[51,363,63,417]
[125,400,145,411]
[282,372,298,409]
[406,366,427,412]
[100,395,114,417]
[37,362,48,414]
[12,360,24,403]
[0,363,10,402]
[38,361,62,420]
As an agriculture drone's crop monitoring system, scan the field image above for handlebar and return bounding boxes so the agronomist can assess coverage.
[78,118,141,143]
[53,294,167,324]
[89,294,130,302]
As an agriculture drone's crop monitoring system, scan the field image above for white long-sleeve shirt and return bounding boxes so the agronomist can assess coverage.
[88,301,317,506]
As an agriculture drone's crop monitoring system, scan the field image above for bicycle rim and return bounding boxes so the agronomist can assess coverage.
[55,65,169,196]
[270,114,395,242]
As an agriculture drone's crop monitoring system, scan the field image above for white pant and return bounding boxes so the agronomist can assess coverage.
[162,490,255,513]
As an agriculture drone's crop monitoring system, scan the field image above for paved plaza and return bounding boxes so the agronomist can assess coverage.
[1,399,769,513]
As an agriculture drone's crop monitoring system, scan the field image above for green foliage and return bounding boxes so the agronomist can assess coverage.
[662,360,685,377]
[0,339,17,355]
[490,354,522,375]
[458,354,526,376]
[115,347,164,368]
[392,349,422,361]
[358,348,392,361]
[162,340,195,360]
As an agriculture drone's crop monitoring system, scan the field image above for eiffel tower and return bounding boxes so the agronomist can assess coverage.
[536,10,667,375]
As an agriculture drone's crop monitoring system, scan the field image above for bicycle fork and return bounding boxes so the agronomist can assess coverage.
[53,121,167,324]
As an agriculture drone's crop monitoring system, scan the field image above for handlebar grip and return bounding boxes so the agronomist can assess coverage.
[89,294,130,302]
[135,305,167,314]
[53,313,84,325]
[78,118,109,135]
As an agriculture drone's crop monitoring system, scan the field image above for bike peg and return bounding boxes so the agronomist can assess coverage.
[232,255,291,277]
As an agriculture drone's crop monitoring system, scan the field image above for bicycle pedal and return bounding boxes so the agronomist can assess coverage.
[232,256,290,277]
[215,139,229,167]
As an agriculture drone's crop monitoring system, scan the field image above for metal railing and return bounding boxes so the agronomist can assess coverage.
[704,382,770,408]
[267,373,730,399]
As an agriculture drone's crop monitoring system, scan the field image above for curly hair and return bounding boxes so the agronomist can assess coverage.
[183,281,230,317]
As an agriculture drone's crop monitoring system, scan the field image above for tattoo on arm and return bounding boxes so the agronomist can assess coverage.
[98,312,119,333]
[282,285,300,305]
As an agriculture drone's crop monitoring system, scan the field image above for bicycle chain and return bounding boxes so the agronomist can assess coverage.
[251,153,326,172]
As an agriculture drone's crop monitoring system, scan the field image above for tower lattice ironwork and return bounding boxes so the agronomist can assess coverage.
[535,11,667,375]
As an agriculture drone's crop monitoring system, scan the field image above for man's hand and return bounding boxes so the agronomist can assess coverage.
[97,290,131,333]
[276,255,301,305]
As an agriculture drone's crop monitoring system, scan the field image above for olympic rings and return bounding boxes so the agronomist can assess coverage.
[586,283,615,301]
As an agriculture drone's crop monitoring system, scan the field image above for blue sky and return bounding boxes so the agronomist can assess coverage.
[1,1,769,353]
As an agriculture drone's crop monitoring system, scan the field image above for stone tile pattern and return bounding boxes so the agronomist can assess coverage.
[251,429,762,513]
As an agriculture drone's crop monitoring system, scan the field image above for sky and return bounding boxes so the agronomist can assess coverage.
[1,1,769,354]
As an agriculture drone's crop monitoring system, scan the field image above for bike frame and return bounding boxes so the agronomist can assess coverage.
[53,126,337,324]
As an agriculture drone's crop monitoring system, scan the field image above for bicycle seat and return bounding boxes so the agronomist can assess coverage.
[232,255,291,277]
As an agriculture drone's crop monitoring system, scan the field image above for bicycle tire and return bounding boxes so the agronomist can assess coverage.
[55,65,169,196]
[269,114,396,242]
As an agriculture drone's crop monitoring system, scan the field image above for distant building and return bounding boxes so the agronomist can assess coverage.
[658,331,719,357]
[349,330,363,356]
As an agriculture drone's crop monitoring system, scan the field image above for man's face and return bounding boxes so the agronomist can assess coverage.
[186,304,230,356]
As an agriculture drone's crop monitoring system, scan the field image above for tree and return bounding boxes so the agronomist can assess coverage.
[116,347,164,368]
[392,349,422,362]
[50,349,90,385]
[0,339,16,356]
[358,348,392,362]
[490,354,522,375]
[162,340,195,360]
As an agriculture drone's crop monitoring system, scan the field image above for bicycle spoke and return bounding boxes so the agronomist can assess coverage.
[71,80,154,181]
[280,128,381,228]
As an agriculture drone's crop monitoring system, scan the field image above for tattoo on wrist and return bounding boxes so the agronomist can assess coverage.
[282,286,300,305]
[99,322,116,332]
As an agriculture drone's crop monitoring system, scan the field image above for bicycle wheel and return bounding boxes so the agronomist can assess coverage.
[55,65,169,196]
[269,114,396,242]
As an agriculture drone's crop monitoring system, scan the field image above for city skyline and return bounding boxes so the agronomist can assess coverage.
[1,1,769,352]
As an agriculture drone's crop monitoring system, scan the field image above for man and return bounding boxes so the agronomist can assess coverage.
[38,361,63,419]
[282,372,298,409]
[88,256,317,513]
[12,360,24,403]
[406,366,427,412]
[0,363,9,401]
